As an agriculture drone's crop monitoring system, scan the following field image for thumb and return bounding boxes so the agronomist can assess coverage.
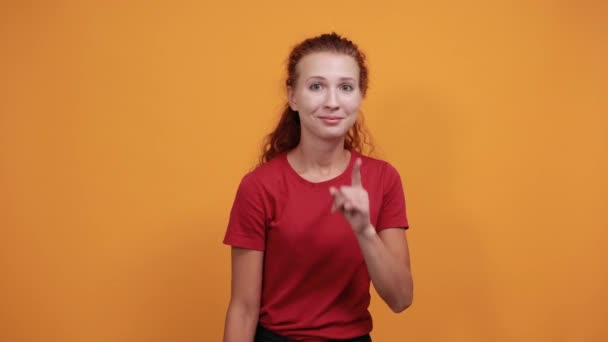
[351,158,362,187]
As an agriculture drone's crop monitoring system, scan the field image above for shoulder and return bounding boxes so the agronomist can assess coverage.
[236,153,287,192]
[358,152,402,179]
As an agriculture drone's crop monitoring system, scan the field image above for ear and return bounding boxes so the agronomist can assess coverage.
[287,86,298,111]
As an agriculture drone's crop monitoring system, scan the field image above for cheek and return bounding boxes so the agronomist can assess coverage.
[296,92,324,112]
[343,96,363,114]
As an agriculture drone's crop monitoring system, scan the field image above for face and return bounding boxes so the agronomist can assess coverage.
[288,52,363,143]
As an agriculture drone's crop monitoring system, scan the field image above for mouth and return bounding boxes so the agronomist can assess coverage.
[318,116,344,125]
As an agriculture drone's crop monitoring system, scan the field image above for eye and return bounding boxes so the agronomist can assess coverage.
[340,84,354,92]
[309,83,323,91]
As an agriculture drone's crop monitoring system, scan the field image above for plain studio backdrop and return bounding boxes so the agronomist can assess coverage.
[1,1,606,341]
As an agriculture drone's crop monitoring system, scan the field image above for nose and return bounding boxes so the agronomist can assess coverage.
[324,88,339,111]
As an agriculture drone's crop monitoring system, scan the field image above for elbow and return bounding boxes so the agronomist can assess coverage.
[390,299,412,313]
[228,300,260,318]
[391,274,414,313]
[389,291,413,313]
[226,298,260,324]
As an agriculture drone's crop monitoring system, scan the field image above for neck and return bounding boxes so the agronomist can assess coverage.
[290,136,350,173]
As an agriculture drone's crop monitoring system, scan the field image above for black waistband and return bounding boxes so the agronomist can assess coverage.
[255,324,372,342]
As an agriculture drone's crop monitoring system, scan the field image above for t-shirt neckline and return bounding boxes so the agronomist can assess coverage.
[282,149,358,188]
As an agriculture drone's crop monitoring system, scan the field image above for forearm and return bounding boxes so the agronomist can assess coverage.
[223,303,259,342]
[356,225,413,312]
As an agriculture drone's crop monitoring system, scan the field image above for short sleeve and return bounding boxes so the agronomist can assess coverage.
[223,173,267,251]
[376,163,409,231]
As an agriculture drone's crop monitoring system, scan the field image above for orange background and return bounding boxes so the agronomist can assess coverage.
[1,1,607,341]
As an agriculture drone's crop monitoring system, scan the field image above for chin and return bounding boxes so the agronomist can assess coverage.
[317,129,351,141]
[302,121,353,141]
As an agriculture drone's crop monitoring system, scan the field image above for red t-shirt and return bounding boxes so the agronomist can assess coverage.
[223,150,409,341]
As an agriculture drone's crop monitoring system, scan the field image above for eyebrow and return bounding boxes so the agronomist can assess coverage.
[306,76,356,82]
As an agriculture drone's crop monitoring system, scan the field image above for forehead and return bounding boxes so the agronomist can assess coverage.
[296,52,360,80]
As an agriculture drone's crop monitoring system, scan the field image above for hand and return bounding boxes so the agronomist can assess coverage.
[329,158,372,235]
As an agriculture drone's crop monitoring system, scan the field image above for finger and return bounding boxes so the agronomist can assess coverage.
[340,186,357,201]
[329,186,338,212]
[343,200,353,211]
[332,197,344,213]
[339,187,364,212]
[339,186,356,208]
[333,193,347,213]
[352,158,362,187]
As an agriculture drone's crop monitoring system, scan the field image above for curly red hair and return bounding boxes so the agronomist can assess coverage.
[260,32,374,164]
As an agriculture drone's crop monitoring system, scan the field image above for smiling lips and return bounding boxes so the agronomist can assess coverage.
[319,116,344,125]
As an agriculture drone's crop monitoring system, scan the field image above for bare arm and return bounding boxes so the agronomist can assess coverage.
[356,227,413,313]
[223,247,264,342]
[330,158,413,313]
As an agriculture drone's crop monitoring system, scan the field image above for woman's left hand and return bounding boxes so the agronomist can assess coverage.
[329,158,372,235]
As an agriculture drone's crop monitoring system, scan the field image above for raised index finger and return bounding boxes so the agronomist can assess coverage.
[352,158,362,187]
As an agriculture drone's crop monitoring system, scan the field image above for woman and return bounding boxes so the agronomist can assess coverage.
[223,32,413,342]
